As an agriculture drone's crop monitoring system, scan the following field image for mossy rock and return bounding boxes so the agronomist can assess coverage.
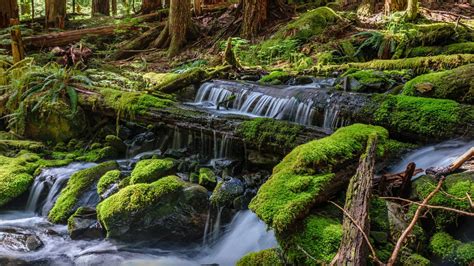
[0,140,45,156]
[67,207,104,240]
[278,215,342,265]
[259,71,291,85]
[402,64,473,104]
[97,176,209,241]
[48,161,119,224]
[342,69,410,93]
[430,232,474,265]
[198,168,217,190]
[249,124,388,233]
[413,172,473,229]
[402,253,430,266]
[104,135,127,155]
[130,158,176,184]
[75,146,120,162]
[407,42,474,57]
[97,170,122,196]
[237,248,283,266]
[210,178,245,207]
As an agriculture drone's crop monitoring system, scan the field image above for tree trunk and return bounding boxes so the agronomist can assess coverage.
[384,0,407,15]
[406,0,418,20]
[142,0,161,14]
[0,0,19,28]
[45,0,67,28]
[92,0,110,16]
[241,0,288,40]
[357,0,375,16]
[151,0,195,57]
[112,0,117,15]
[10,19,25,63]
[334,135,377,266]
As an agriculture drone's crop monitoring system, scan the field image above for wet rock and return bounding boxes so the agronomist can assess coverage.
[130,158,177,184]
[163,148,188,159]
[0,229,43,252]
[242,171,270,188]
[67,207,104,240]
[210,177,245,207]
[290,76,314,85]
[105,135,127,155]
[125,131,156,156]
[247,150,281,167]
[239,75,260,82]
[198,168,217,190]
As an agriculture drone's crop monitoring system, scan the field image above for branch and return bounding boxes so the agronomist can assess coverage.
[329,201,383,266]
[386,177,445,266]
[381,196,474,217]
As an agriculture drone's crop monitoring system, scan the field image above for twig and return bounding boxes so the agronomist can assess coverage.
[381,196,474,217]
[467,193,474,209]
[386,177,445,266]
[329,201,383,265]
[296,244,323,264]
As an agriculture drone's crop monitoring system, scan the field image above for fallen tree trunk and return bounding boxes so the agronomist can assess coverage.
[333,134,378,266]
[113,23,165,60]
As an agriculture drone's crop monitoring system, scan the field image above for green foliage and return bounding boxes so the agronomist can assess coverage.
[237,248,283,266]
[249,124,388,233]
[237,118,303,150]
[48,161,119,223]
[130,158,176,184]
[97,170,122,195]
[402,254,430,266]
[430,232,474,265]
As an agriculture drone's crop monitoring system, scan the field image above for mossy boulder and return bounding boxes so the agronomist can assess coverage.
[430,232,474,265]
[97,170,122,198]
[130,158,176,184]
[210,178,245,207]
[342,69,411,93]
[198,168,217,190]
[402,64,473,104]
[48,161,119,224]
[96,176,209,241]
[0,140,45,156]
[413,172,473,229]
[67,207,104,240]
[249,124,388,233]
[104,135,127,155]
[237,248,283,266]
[259,71,291,85]
[402,253,430,266]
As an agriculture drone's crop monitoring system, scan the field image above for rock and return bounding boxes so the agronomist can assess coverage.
[290,76,314,85]
[247,150,281,167]
[97,176,209,242]
[198,168,217,190]
[124,131,156,156]
[242,171,270,188]
[210,178,245,207]
[163,148,188,159]
[0,229,43,252]
[105,135,127,155]
[130,158,177,184]
[67,207,104,240]
[239,75,260,82]
[97,170,123,199]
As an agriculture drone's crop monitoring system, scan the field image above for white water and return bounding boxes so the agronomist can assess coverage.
[387,139,474,177]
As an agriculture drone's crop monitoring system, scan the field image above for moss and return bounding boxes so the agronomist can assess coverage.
[76,146,118,162]
[97,170,122,195]
[407,42,474,57]
[373,95,464,140]
[130,158,176,184]
[279,215,342,264]
[118,176,131,188]
[0,140,45,154]
[369,197,390,232]
[143,72,180,85]
[413,172,473,229]
[237,118,303,150]
[402,253,430,266]
[249,124,388,233]
[198,168,217,190]
[342,69,406,93]
[237,248,283,266]
[48,161,119,224]
[402,64,473,104]
[430,232,474,265]
[259,71,291,85]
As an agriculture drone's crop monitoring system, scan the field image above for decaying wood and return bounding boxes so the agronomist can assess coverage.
[222,37,241,70]
[10,19,25,63]
[381,196,474,217]
[113,24,165,60]
[333,135,381,266]
[374,162,423,197]
[426,147,474,177]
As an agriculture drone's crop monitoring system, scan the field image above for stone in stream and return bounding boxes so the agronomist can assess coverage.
[210,177,245,207]
[67,207,105,240]
[0,228,43,252]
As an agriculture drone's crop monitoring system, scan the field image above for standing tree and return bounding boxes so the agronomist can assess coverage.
[142,0,162,14]
[0,0,19,28]
[357,0,375,17]
[240,0,289,39]
[151,0,197,57]
[384,0,407,15]
[92,0,110,16]
[406,0,418,20]
[45,0,67,28]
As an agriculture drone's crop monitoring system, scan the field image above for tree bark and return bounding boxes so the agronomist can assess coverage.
[406,0,418,20]
[384,0,407,15]
[92,0,110,16]
[10,19,25,63]
[357,0,375,16]
[112,0,117,15]
[241,0,288,40]
[0,0,19,28]
[45,0,67,28]
[334,135,377,266]
[194,0,203,16]
[142,0,161,14]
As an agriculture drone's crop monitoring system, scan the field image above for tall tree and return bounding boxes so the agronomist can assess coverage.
[241,0,289,39]
[151,0,196,57]
[406,0,418,20]
[45,0,66,28]
[92,0,110,16]
[142,0,161,14]
[0,0,19,28]
[384,0,407,15]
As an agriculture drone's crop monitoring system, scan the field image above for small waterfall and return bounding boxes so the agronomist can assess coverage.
[323,104,340,130]
[211,206,224,243]
[25,163,97,215]
[171,126,182,150]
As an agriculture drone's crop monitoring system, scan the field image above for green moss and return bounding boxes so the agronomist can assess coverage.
[373,95,464,140]
[402,64,473,104]
[259,71,291,85]
[237,118,303,150]
[237,248,283,266]
[75,146,119,162]
[130,158,176,184]
[408,42,474,57]
[249,124,388,233]
[97,170,122,195]
[48,161,119,224]
[96,175,185,238]
[429,232,474,264]
[369,197,390,232]
[143,72,180,85]
[342,69,407,92]
[198,168,217,190]
[0,140,45,155]
[279,215,342,264]
[402,253,430,266]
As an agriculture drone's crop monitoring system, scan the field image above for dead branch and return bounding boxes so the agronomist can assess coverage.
[381,196,474,217]
[386,177,445,266]
[426,147,473,177]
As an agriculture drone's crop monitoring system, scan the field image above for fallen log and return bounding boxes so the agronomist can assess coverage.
[113,24,165,60]
[333,134,380,266]
[374,162,423,197]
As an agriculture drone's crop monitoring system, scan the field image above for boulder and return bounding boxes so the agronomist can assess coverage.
[0,228,43,252]
[97,176,209,242]
[198,168,217,190]
[67,207,104,240]
[130,158,176,184]
[210,177,245,207]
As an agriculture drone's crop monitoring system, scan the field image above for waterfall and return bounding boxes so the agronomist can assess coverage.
[25,163,97,215]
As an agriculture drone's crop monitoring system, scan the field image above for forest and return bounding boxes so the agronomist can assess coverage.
[0,0,473,265]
